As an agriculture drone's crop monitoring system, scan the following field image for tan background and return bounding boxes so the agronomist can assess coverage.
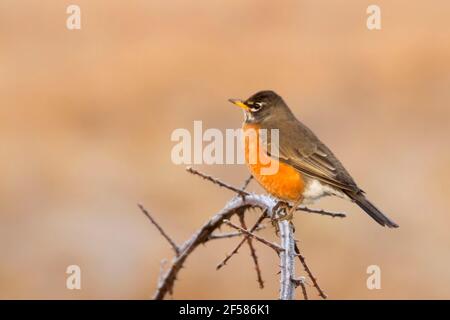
[0,0,449,299]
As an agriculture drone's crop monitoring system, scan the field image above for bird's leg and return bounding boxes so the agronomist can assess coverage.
[271,201,289,235]
[272,200,289,218]
[278,197,303,222]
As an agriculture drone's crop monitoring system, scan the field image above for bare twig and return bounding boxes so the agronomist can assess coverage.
[216,210,267,270]
[292,277,308,300]
[186,167,249,196]
[299,281,308,300]
[296,206,346,218]
[241,175,253,190]
[207,225,266,241]
[223,219,284,253]
[294,242,327,299]
[138,204,180,256]
[207,231,246,240]
[238,213,264,289]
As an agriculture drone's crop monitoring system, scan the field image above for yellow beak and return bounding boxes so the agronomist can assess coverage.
[228,98,250,111]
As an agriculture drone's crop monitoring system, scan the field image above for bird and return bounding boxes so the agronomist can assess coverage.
[229,90,398,228]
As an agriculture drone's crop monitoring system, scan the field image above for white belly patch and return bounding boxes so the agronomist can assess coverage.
[302,179,348,204]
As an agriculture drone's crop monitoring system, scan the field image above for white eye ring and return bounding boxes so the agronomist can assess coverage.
[250,101,265,112]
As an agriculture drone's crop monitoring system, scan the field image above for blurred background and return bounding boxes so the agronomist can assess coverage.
[0,0,449,299]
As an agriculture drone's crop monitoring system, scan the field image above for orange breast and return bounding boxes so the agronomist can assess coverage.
[243,123,304,201]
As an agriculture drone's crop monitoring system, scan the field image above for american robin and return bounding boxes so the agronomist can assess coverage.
[229,90,398,228]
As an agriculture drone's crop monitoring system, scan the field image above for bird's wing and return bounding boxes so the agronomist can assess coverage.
[263,121,361,193]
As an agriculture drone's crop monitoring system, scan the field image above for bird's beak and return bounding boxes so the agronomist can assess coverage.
[228,98,250,111]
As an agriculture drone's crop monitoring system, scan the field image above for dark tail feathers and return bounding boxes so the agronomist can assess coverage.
[345,191,399,228]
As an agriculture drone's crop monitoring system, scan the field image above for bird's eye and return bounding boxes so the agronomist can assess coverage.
[250,101,264,112]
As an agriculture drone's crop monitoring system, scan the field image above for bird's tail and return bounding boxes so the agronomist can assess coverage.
[345,191,399,228]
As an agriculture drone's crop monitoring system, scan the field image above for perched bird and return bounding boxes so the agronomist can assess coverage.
[229,90,398,228]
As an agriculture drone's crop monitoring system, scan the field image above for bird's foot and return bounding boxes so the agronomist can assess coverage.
[272,201,289,217]
[271,201,295,234]
[278,211,294,222]
[272,200,296,221]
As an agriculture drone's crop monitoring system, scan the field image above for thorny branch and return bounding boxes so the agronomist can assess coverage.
[186,167,248,196]
[216,211,267,270]
[138,204,180,256]
[278,219,296,299]
[295,242,328,299]
[140,167,347,300]
[223,219,284,253]
[206,224,266,241]
[238,213,264,289]
[292,277,308,300]
[296,206,346,218]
